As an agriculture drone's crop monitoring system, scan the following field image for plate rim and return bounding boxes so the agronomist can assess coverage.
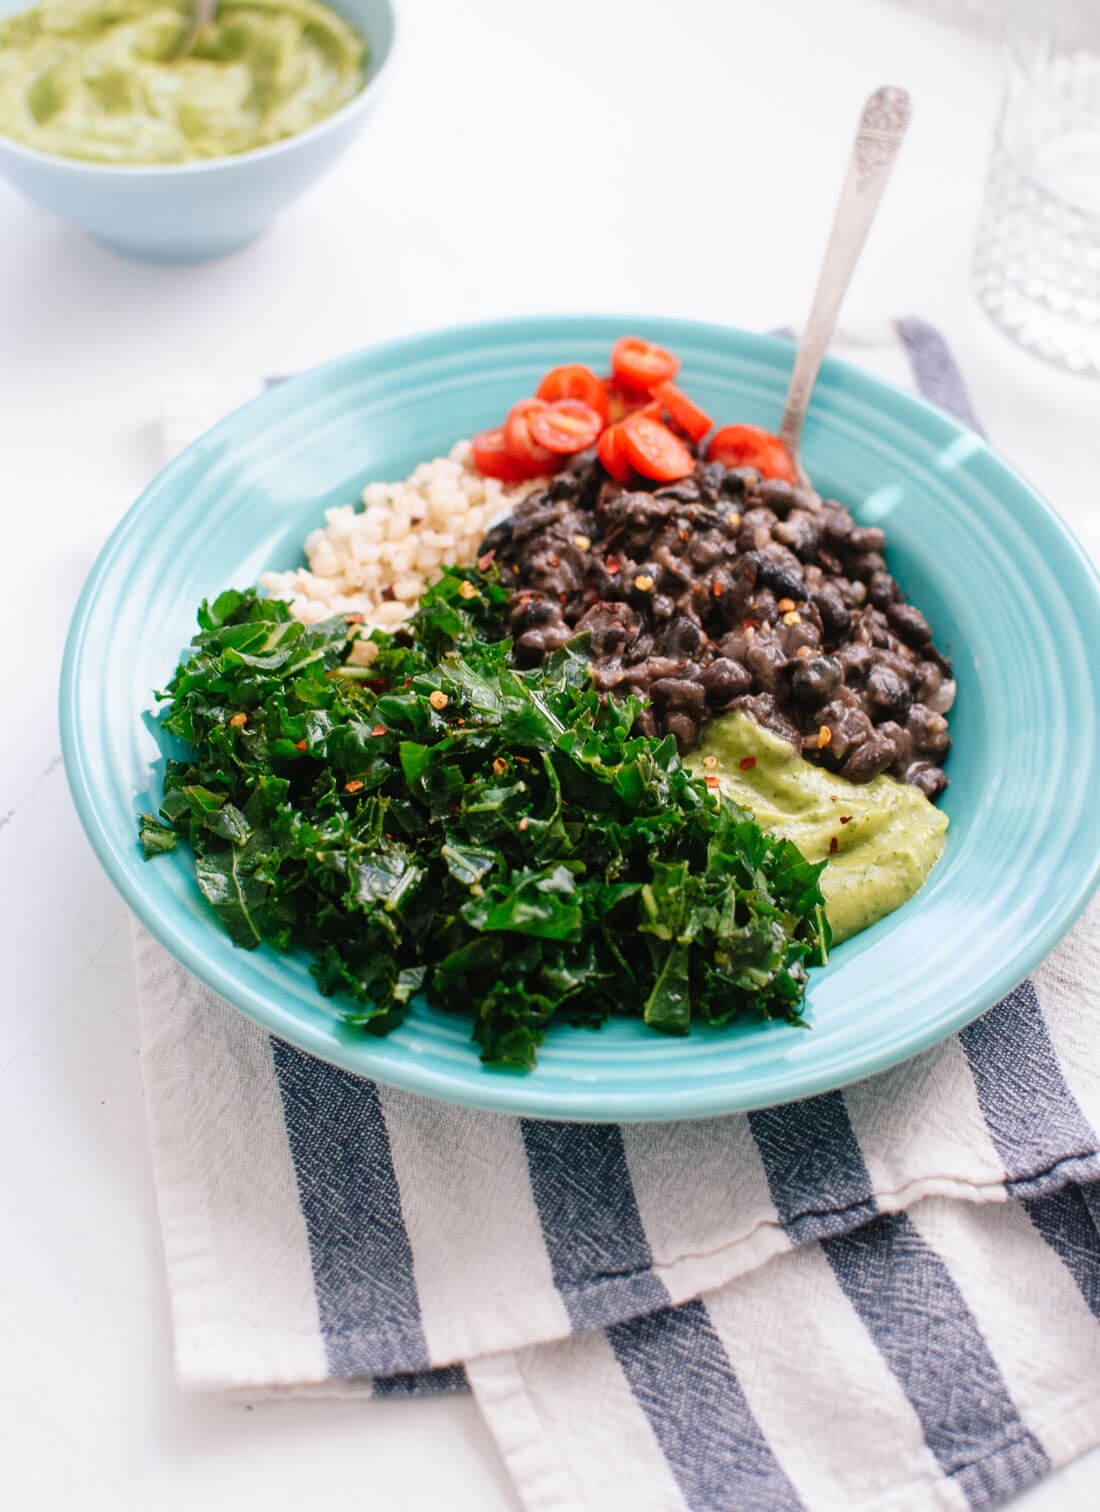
[59,312,1100,1121]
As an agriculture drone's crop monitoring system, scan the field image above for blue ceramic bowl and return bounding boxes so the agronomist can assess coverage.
[60,316,1100,1121]
[0,0,396,263]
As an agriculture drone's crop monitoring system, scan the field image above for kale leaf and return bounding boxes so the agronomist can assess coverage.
[143,566,828,1068]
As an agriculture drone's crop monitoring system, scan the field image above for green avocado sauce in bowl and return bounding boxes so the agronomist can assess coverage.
[0,0,367,164]
[688,712,948,945]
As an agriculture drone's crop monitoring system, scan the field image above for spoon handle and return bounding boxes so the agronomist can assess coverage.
[778,86,912,467]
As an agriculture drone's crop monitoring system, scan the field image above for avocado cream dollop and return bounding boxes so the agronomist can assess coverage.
[0,0,366,164]
[688,712,947,943]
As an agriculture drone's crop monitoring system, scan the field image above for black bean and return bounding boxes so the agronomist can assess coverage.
[842,733,897,782]
[815,699,873,759]
[745,637,788,693]
[663,615,706,657]
[848,525,886,552]
[866,663,912,722]
[812,584,852,641]
[479,517,515,556]
[733,693,801,748]
[511,504,561,541]
[665,713,699,752]
[870,570,900,609]
[907,704,951,753]
[719,469,750,499]
[549,473,581,502]
[887,601,932,646]
[650,678,707,714]
[699,658,752,705]
[654,478,701,504]
[698,462,727,495]
[820,505,854,543]
[774,511,822,560]
[790,655,842,704]
[757,479,798,516]
[756,551,806,600]
[907,762,949,799]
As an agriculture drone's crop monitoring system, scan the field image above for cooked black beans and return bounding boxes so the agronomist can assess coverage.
[483,451,953,795]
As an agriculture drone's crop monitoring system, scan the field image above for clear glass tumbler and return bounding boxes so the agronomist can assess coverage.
[971,0,1100,377]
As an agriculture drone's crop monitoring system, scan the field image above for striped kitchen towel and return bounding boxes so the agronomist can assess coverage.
[143,321,1100,1511]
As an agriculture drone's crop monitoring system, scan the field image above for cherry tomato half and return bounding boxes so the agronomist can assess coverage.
[597,423,636,484]
[610,336,681,393]
[536,364,610,424]
[620,414,696,482]
[529,398,604,455]
[504,399,559,476]
[652,381,713,443]
[472,428,539,483]
[706,424,798,483]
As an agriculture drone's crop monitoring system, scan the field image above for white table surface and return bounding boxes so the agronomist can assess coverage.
[3,0,1099,1506]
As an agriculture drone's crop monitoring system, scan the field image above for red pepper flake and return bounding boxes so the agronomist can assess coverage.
[692,584,702,596]
[371,724,387,737]
[739,756,757,771]
[294,739,308,751]
[605,556,621,576]
[344,613,364,625]
[711,581,725,597]
[477,549,496,571]
[404,676,412,687]
[345,779,364,793]
[518,818,529,832]
[457,718,466,725]
[840,815,852,825]
[829,835,839,855]
[742,618,758,630]
[560,593,568,604]
[678,529,690,541]
[380,586,396,603]
[229,712,247,728]
[705,774,720,790]
[512,565,520,574]
[514,755,530,764]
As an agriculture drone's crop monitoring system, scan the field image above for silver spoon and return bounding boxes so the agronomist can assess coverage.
[778,86,913,484]
[174,0,219,61]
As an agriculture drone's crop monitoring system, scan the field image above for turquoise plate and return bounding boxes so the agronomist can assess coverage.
[60,317,1100,1122]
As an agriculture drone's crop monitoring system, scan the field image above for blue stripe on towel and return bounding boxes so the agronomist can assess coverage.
[823,1212,1049,1505]
[749,1093,877,1243]
[270,1040,431,1377]
[1022,1186,1100,1321]
[373,1364,469,1398]
[961,981,1100,1195]
[609,1299,803,1512]
[895,316,986,435]
[520,1121,669,1330]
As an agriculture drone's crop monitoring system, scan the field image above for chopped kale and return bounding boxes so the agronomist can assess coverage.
[143,566,828,1068]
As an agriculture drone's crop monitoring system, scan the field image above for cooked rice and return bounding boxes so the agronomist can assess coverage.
[261,440,538,639]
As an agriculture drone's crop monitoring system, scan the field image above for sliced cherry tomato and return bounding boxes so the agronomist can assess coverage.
[610,336,680,393]
[707,424,798,483]
[620,414,695,482]
[597,423,635,484]
[472,428,538,483]
[536,364,609,424]
[503,398,559,476]
[653,381,713,443]
[604,380,639,425]
[529,398,603,455]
